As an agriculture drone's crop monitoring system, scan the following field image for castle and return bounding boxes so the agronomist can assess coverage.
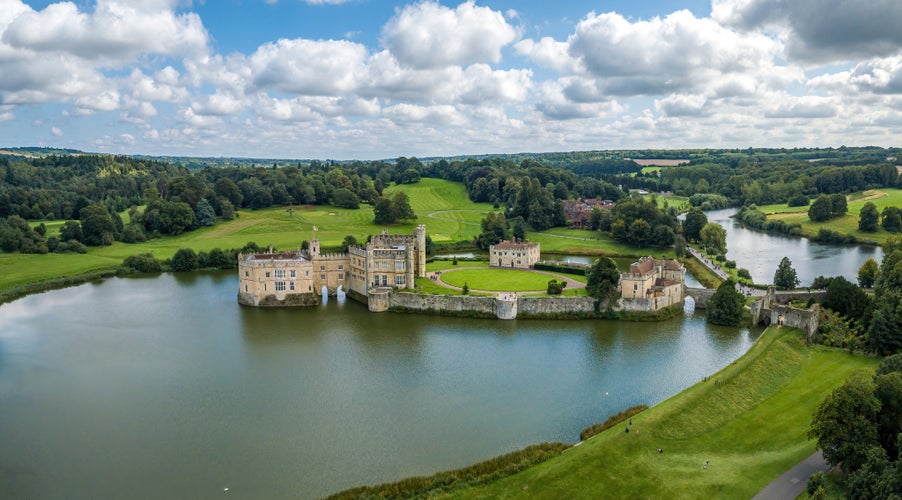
[238,225,427,307]
[619,256,686,311]
[489,240,540,269]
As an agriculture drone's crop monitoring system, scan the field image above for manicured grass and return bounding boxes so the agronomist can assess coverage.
[447,327,878,499]
[427,260,489,272]
[440,267,577,292]
[757,189,902,245]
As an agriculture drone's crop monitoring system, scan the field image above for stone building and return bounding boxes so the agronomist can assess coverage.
[619,256,685,311]
[238,225,426,307]
[489,240,540,269]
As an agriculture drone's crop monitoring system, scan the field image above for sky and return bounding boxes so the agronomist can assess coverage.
[0,0,900,159]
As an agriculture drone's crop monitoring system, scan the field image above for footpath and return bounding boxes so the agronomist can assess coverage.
[753,451,828,500]
[686,246,766,296]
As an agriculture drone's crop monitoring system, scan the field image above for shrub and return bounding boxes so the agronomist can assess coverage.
[725,260,736,269]
[787,194,810,207]
[738,268,752,280]
[170,248,198,272]
[122,253,162,273]
[579,405,648,441]
[547,279,564,295]
[715,254,726,262]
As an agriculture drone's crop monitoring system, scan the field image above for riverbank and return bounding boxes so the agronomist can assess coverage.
[327,327,876,498]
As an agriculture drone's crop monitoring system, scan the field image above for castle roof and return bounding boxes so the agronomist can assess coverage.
[492,240,539,250]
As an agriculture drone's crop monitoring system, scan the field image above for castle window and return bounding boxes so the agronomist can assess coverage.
[395,261,405,271]
[320,274,326,280]
[320,265,325,271]
[244,271,249,277]
[289,281,295,291]
[274,269,286,278]
[395,275,405,285]
[244,284,248,292]
[338,265,344,270]
[305,271,309,277]
[382,275,387,286]
[275,281,286,291]
[265,272,271,278]
[264,284,267,291]
[338,273,344,280]
[290,270,296,278]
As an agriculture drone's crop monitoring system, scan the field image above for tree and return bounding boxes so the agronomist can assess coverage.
[773,256,799,290]
[868,250,902,355]
[79,203,116,246]
[341,235,358,253]
[808,195,833,222]
[373,197,394,225]
[390,192,416,222]
[511,217,526,241]
[585,257,620,303]
[829,193,848,217]
[858,258,879,288]
[170,248,198,272]
[882,206,902,233]
[194,198,216,227]
[707,279,744,326]
[809,370,881,473]
[331,188,360,209]
[59,220,82,242]
[682,207,707,242]
[699,222,727,255]
[859,202,879,232]
[476,212,510,250]
[674,235,687,258]
[823,276,870,325]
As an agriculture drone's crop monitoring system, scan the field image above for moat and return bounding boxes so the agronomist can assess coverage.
[0,271,758,499]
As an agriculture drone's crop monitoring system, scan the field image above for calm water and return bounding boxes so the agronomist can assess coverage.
[708,208,884,286]
[0,272,758,499]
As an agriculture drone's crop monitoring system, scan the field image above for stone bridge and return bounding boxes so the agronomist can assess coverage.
[685,287,715,309]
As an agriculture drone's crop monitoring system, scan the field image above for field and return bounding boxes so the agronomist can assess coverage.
[446,327,877,498]
[1,178,660,299]
[757,188,902,244]
[438,267,587,292]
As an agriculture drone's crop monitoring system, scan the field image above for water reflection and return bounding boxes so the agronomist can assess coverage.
[0,272,761,499]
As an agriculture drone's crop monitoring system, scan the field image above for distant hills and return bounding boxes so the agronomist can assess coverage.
[2,146,899,170]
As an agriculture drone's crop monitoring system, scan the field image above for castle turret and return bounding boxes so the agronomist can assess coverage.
[415,224,426,278]
[309,239,320,258]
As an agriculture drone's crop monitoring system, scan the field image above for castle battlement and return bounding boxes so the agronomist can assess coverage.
[237,226,427,307]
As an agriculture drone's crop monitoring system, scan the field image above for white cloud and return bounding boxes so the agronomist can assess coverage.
[713,0,902,64]
[0,111,13,122]
[249,38,367,95]
[51,126,63,136]
[2,0,209,62]
[382,1,516,69]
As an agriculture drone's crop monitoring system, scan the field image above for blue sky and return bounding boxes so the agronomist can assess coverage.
[0,0,900,159]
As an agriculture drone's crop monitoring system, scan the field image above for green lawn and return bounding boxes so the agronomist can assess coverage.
[757,189,902,244]
[439,267,581,292]
[447,327,877,499]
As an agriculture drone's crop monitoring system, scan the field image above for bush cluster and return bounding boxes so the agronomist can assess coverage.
[579,405,649,441]
[327,442,569,499]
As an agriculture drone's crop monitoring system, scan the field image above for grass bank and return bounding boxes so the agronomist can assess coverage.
[435,327,877,498]
[757,188,902,245]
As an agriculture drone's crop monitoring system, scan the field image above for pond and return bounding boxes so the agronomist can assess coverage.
[0,271,759,498]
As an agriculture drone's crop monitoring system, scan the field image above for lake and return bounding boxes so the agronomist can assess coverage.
[0,272,758,498]
[708,208,884,286]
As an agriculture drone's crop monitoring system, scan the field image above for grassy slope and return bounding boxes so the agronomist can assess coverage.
[449,327,877,499]
[0,178,656,298]
[757,188,902,244]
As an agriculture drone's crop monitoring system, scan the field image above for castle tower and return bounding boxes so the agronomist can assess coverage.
[415,224,426,278]
[309,239,320,258]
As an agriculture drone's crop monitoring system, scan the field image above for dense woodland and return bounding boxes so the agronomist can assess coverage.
[1,147,900,255]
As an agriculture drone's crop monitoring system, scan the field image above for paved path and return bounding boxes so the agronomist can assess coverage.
[686,246,765,297]
[752,451,828,500]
